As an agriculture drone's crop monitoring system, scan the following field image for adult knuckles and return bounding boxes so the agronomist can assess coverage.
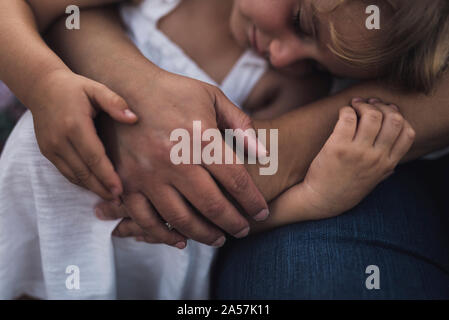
[228,170,250,195]
[169,213,193,230]
[137,218,159,232]
[202,196,227,220]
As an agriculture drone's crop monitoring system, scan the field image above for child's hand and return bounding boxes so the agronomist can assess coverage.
[31,69,138,202]
[271,98,416,224]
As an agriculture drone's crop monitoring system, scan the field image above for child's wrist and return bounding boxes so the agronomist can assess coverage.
[26,68,73,112]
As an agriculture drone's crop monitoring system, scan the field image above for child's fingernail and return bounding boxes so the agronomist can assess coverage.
[352,98,364,103]
[124,109,137,119]
[389,104,399,111]
[369,98,380,104]
[254,208,270,222]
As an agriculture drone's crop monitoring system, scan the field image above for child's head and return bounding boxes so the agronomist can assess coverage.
[230,0,449,93]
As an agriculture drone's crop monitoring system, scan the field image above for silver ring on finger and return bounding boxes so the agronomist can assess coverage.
[165,222,174,231]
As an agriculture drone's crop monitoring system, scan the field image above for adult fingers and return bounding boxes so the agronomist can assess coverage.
[95,201,129,221]
[214,90,268,161]
[146,185,227,247]
[177,165,251,238]
[116,193,187,248]
[205,137,269,222]
[112,219,146,238]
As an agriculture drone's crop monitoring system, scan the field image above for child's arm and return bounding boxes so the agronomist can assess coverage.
[26,0,128,32]
[0,0,138,202]
[252,98,416,232]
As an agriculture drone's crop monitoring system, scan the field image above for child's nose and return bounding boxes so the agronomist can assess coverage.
[269,38,310,68]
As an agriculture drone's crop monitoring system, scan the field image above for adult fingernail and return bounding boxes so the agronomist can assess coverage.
[174,242,186,250]
[234,226,250,238]
[124,109,137,119]
[111,187,122,198]
[212,236,226,248]
[254,208,270,222]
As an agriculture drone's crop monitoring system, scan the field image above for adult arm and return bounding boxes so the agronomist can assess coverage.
[48,7,269,247]
[247,74,449,201]
[48,6,449,238]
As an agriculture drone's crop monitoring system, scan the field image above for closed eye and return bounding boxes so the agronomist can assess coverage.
[292,10,313,39]
[292,11,302,35]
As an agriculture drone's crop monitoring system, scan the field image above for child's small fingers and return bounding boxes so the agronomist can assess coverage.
[373,103,405,151]
[69,120,123,198]
[331,106,358,142]
[351,98,383,146]
[390,121,416,162]
[51,155,83,188]
[85,82,137,124]
[58,141,114,201]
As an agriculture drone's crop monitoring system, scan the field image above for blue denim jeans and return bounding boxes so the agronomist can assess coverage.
[212,158,449,299]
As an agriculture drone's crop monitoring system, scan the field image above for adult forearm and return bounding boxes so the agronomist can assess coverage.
[249,74,449,202]
[48,7,449,203]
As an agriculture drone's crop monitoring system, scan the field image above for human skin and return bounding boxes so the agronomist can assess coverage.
[0,0,142,202]
[48,5,449,246]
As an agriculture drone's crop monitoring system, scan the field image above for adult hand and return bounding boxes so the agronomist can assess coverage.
[96,69,269,248]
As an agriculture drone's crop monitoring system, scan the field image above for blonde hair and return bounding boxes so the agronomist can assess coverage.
[325,0,449,93]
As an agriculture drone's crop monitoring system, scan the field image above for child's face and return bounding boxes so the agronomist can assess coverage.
[230,0,387,79]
